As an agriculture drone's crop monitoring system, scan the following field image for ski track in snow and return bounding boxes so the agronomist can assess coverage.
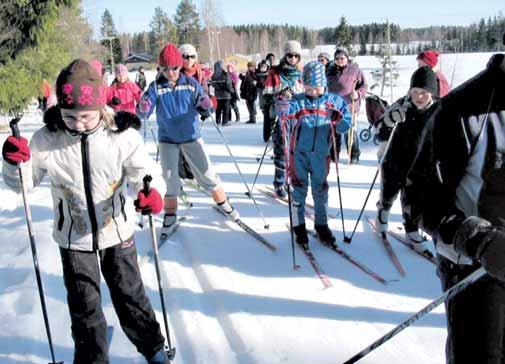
[0,52,497,363]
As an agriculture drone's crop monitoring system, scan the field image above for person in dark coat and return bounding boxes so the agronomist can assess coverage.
[402,52,505,364]
[210,61,235,126]
[239,61,259,123]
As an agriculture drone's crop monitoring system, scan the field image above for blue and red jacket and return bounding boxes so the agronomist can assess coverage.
[137,74,207,144]
[282,92,352,154]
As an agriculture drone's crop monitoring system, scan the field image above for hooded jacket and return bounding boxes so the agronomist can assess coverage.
[3,108,163,252]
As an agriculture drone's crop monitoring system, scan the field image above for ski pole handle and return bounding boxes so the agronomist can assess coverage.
[9,116,21,138]
[142,174,152,195]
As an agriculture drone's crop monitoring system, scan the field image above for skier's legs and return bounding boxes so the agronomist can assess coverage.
[344,129,360,161]
[60,248,109,364]
[272,119,285,188]
[310,153,330,226]
[159,142,181,216]
[291,151,310,226]
[215,99,224,125]
[180,138,225,202]
[246,99,256,122]
[100,239,165,360]
[222,99,232,125]
[439,258,505,364]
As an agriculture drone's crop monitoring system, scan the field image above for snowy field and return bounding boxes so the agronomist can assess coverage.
[0,51,497,363]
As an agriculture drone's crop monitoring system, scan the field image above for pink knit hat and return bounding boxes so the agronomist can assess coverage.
[115,64,129,77]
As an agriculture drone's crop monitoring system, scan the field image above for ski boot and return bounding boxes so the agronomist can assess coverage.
[293,223,309,250]
[160,214,177,241]
[217,199,240,221]
[406,229,431,253]
[375,208,390,234]
[315,224,336,246]
[274,184,287,198]
[147,349,171,364]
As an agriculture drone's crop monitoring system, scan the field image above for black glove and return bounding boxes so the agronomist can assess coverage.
[111,96,122,106]
[197,106,212,121]
[454,216,505,281]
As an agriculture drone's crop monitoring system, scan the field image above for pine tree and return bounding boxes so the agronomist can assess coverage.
[334,16,352,49]
[100,9,122,71]
[0,0,79,113]
[149,7,176,58]
[174,0,201,46]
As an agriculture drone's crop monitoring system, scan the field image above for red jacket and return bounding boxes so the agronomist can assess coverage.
[107,80,141,114]
[436,71,451,98]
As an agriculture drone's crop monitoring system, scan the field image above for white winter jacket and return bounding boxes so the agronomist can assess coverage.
[3,120,164,251]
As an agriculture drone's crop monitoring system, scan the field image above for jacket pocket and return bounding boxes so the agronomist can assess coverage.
[57,199,64,231]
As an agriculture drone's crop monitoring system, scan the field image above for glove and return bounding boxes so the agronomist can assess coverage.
[2,136,31,164]
[454,216,505,281]
[138,99,151,113]
[330,109,343,124]
[196,106,212,121]
[111,96,122,106]
[274,99,289,114]
[384,98,411,127]
[134,188,163,215]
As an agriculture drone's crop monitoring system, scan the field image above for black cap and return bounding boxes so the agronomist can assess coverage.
[410,66,439,96]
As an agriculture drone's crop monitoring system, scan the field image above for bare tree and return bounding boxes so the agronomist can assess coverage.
[200,0,224,63]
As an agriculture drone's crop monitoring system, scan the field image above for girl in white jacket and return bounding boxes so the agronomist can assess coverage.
[2,59,171,364]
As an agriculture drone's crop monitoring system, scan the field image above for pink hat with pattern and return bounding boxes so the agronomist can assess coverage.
[56,59,106,110]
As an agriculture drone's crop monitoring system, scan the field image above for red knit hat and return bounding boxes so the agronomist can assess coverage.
[417,50,439,68]
[56,59,106,110]
[159,43,183,67]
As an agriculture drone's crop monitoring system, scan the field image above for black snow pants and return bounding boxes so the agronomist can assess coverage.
[438,256,505,364]
[60,238,165,364]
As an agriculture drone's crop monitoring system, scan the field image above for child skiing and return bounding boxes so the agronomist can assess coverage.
[276,61,351,248]
[264,40,305,197]
[375,66,441,249]
[107,63,142,114]
[2,59,171,364]
[137,43,239,236]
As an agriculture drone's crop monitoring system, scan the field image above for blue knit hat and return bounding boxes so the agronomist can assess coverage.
[302,61,327,87]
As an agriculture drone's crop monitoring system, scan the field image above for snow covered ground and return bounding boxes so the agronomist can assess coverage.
[0,51,497,364]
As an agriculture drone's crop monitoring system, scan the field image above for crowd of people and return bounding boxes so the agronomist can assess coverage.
[3,35,505,364]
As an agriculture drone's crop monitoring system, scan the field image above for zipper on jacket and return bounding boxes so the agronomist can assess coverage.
[57,199,64,231]
[311,98,321,152]
[81,134,99,250]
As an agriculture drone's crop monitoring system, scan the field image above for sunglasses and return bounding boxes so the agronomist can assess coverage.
[286,53,300,59]
[183,54,196,60]
[162,66,180,72]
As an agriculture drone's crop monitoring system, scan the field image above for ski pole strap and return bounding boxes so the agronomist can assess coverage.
[142,174,152,195]
[342,267,486,364]
[10,116,22,138]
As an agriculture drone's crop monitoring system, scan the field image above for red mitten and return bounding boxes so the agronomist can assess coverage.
[134,188,163,215]
[2,136,31,164]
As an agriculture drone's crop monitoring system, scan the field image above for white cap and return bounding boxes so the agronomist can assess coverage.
[283,40,302,55]
[179,44,197,58]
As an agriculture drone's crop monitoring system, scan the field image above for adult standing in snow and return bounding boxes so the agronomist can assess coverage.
[275,61,351,248]
[326,47,368,164]
[137,43,239,235]
[135,66,147,91]
[227,63,241,122]
[263,40,304,197]
[107,64,142,114]
[210,60,235,126]
[239,61,259,124]
[375,66,441,248]
[266,52,276,68]
[2,59,171,364]
[255,60,270,126]
[416,50,451,97]
[403,52,505,364]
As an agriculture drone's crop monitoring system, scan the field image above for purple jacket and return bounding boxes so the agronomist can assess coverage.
[326,62,368,112]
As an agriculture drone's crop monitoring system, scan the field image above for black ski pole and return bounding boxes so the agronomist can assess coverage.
[10,117,63,364]
[342,267,486,364]
[142,175,176,361]
[245,118,277,198]
[346,121,400,243]
[330,123,349,243]
[210,115,270,229]
[281,116,300,270]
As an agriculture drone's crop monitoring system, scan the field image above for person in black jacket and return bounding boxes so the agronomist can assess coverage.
[210,61,235,126]
[256,60,269,128]
[239,61,258,123]
[375,66,440,249]
[403,52,505,364]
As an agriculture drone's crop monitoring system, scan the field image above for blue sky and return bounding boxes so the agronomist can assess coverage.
[83,0,505,35]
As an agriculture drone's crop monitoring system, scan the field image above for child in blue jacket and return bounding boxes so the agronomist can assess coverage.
[276,61,351,248]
